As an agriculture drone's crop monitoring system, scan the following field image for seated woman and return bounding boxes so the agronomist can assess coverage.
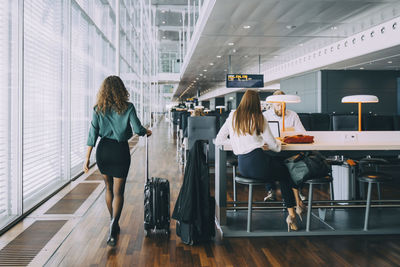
[215,89,304,231]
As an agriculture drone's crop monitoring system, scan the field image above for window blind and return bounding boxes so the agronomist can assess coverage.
[23,0,66,209]
[0,0,9,216]
[70,4,90,176]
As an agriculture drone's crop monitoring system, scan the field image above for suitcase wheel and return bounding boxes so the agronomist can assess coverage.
[144,229,150,237]
[165,229,170,237]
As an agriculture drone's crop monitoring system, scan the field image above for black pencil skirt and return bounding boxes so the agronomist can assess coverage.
[96,137,131,179]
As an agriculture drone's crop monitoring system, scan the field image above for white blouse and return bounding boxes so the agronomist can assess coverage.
[215,111,281,155]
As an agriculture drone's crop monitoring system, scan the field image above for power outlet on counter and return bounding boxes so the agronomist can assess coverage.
[343,133,358,143]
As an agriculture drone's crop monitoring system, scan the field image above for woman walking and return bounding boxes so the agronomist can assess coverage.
[84,76,151,246]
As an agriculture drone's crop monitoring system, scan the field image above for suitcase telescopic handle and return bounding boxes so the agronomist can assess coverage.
[145,135,149,183]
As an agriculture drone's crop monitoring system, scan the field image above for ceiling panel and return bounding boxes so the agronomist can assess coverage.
[173,0,400,99]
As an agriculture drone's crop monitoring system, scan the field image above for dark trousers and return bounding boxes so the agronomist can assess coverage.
[238,148,296,208]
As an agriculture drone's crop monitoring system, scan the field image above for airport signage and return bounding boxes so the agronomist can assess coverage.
[226,74,264,88]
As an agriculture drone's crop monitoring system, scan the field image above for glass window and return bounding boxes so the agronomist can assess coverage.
[0,0,19,228]
[23,0,67,211]
[70,4,91,177]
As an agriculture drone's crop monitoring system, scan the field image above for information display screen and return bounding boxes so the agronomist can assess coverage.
[226,74,264,88]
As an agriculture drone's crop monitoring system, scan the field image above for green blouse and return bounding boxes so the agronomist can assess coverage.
[87,102,147,147]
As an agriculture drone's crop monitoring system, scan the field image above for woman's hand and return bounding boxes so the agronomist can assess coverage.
[83,158,90,173]
[146,129,152,137]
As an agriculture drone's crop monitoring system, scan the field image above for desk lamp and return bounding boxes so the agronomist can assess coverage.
[266,94,301,131]
[195,105,204,110]
[341,95,379,131]
[216,105,226,114]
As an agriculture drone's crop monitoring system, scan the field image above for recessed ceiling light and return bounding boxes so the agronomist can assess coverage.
[204,76,207,78]
[228,42,234,46]
[162,36,166,39]
[388,61,393,64]
[274,55,278,58]
[161,10,166,13]
[209,63,214,66]
[286,25,296,30]
[299,43,303,46]
[244,55,248,58]
[199,73,203,76]
[216,55,222,58]
[331,26,338,30]
[162,21,166,24]
[243,25,251,29]
[360,67,364,70]
[203,69,207,72]
[232,49,236,53]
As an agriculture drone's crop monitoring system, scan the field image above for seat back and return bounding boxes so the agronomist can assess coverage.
[181,112,190,133]
[218,112,229,131]
[309,113,331,131]
[171,111,180,125]
[188,116,217,161]
[363,115,394,131]
[393,115,400,130]
[179,112,189,129]
[297,113,311,131]
[331,114,358,131]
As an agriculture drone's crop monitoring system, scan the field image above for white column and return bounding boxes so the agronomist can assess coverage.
[116,0,120,75]
[140,0,144,121]
[187,0,190,42]
[178,29,182,67]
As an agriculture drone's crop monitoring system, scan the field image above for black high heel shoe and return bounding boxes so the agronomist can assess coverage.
[107,219,118,247]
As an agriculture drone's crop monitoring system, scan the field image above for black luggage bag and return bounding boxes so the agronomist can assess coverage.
[143,136,170,237]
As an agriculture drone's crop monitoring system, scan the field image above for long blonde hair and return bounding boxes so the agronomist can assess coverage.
[233,90,265,136]
[95,76,130,114]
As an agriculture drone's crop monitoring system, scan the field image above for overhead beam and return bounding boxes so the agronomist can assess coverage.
[158,25,183,31]
[155,4,188,13]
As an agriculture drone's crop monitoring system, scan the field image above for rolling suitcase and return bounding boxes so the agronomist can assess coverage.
[144,136,170,237]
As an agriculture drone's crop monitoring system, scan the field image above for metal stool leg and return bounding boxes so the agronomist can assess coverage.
[233,166,237,211]
[363,182,372,231]
[306,184,313,232]
[329,181,334,210]
[247,184,253,232]
[377,183,381,200]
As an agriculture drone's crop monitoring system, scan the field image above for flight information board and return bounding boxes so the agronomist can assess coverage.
[226,74,264,88]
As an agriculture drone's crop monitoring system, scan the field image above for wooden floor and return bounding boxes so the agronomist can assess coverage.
[4,120,400,266]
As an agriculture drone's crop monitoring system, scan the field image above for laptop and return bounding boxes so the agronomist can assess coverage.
[268,121,280,138]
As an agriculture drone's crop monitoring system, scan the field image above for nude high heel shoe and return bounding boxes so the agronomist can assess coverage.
[286,215,298,232]
[296,205,306,222]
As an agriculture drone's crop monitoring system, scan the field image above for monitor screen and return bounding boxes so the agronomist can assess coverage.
[268,121,280,138]
[226,74,264,88]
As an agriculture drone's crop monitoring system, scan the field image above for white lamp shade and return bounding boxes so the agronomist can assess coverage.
[194,105,204,109]
[341,95,379,103]
[266,94,301,103]
[216,105,226,109]
[204,109,210,112]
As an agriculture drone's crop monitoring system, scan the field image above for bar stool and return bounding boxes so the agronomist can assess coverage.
[227,157,238,209]
[358,157,389,199]
[304,175,334,232]
[234,176,269,232]
[357,171,392,231]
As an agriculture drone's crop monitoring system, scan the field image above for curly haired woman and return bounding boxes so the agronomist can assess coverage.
[84,76,151,246]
